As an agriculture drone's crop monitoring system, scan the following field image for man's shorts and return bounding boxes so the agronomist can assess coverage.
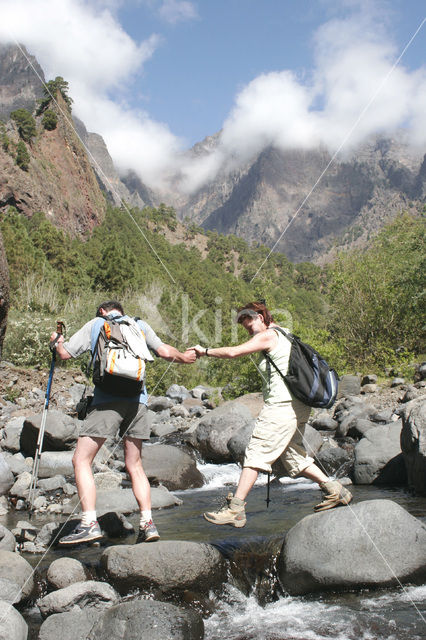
[79,401,149,441]
[243,399,314,477]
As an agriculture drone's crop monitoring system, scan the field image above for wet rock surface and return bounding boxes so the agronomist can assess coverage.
[0,362,425,638]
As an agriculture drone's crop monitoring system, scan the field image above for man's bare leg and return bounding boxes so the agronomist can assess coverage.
[123,437,152,511]
[73,435,105,511]
[124,437,160,541]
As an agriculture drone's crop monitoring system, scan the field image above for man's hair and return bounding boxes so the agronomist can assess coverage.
[236,301,274,326]
[96,300,124,317]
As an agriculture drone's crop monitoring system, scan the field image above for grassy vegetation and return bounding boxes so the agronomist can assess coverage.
[1,204,424,396]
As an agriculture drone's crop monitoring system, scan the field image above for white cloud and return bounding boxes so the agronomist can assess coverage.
[0,0,424,196]
[179,7,426,192]
[158,0,198,24]
[0,0,183,187]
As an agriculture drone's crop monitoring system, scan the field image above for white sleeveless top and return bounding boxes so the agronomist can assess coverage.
[258,327,293,404]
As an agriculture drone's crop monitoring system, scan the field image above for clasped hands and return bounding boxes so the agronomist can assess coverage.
[187,345,208,359]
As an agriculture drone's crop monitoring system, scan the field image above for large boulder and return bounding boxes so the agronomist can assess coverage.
[37,580,118,618]
[0,454,14,496]
[20,411,79,456]
[0,549,34,603]
[46,557,87,590]
[193,400,255,463]
[38,451,74,479]
[101,540,226,594]
[353,421,406,485]
[315,445,353,477]
[400,395,426,495]
[278,499,426,595]
[38,609,101,640]
[62,486,181,517]
[141,444,203,490]
[88,598,204,640]
[337,375,361,398]
[0,525,16,552]
[0,600,27,640]
[1,417,25,453]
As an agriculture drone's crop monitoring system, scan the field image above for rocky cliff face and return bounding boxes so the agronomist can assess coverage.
[0,43,45,122]
[169,136,425,263]
[0,43,149,221]
[0,91,107,235]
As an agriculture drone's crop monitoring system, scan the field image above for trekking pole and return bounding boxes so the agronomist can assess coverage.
[266,472,271,508]
[28,320,65,518]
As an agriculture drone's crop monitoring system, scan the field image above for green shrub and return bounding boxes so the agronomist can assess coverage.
[42,110,58,131]
[15,141,30,171]
[10,109,36,142]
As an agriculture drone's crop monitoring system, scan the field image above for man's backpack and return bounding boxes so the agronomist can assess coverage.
[92,316,154,397]
[263,327,338,409]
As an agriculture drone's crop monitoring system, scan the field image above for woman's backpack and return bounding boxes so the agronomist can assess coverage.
[263,327,338,409]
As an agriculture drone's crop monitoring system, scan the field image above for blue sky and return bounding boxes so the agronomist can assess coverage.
[0,0,425,191]
[117,0,426,145]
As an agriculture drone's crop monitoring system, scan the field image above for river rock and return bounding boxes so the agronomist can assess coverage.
[9,471,32,498]
[227,422,254,464]
[94,471,122,490]
[302,424,323,458]
[141,444,203,490]
[0,525,15,552]
[0,600,28,640]
[0,549,34,603]
[170,404,190,418]
[335,401,377,437]
[278,499,426,595]
[20,411,78,456]
[38,580,118,618]
[38,608,101,640]
[148,396,174,412]
[353,421,406,485]
[150,422,177,438]
[361,374,377,385]
[101,540,226,593]
[347,418,377,439]
[193,400,254,462]
[400,395,426,495]
[315,446,353,477]
[166,384,190,402]
[4,453,28,476]
[0,454,14,495]
[337,375,361,398]
[62,486,181,517]
[38,451,74,478]
[311,414,338,431]
[47,557,87,590]
[37,475,66,491]
[88,598,204,640]
[1,417,25,452]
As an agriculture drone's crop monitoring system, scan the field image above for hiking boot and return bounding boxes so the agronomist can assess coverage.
[58,521,103,545]
[315,480,353,512]
[203,492,246,528]
[136,520,160,543]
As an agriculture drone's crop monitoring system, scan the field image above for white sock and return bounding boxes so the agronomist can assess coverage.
[140,510,152,527]
[81,510,97,526]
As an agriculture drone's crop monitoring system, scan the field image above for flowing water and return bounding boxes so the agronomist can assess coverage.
[3,463,426,639]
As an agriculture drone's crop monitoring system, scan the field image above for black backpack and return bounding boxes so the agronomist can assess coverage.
[263,327,338,409]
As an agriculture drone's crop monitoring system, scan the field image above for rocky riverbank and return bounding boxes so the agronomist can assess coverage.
[0,361,425,639]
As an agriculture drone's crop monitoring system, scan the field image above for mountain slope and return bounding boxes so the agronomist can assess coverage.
[171,136,425,263]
